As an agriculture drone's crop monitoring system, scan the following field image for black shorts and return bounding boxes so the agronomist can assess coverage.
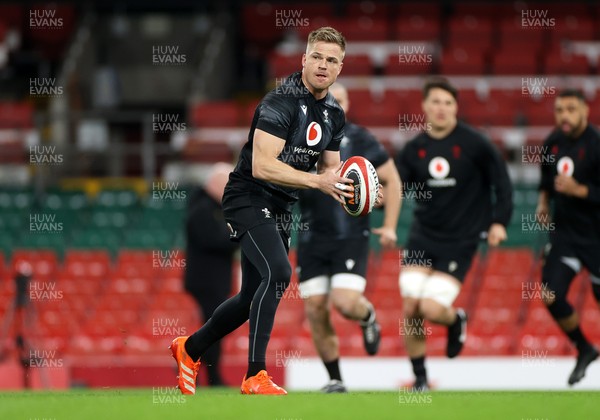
[222,190,291,250]
[542,240,600,280]
[403,234,479,282]
[297,237,369,282]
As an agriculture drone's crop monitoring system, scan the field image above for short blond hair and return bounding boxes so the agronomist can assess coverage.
[306,26,346,59]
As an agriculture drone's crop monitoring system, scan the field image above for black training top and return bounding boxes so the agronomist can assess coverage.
[540,124,600,246]
[396,121,513,242]
[225,72,345,207]
[298,121,390,241]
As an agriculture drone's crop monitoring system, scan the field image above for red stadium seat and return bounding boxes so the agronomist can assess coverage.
[241,3,282,47]
[11,249,58,280]
[518,301,570,354]
[398,2,441,19]
[543,52,590,75]
[480,274,531,293]
[269,53,302,78]
[588,95,600,123]
[64,250,111,268]
[580,292,600,340]
[0,21,9,41]
[242,99,261,126]
[453,289,473,310]
[497,17,546,52]
[0,4,24,27]
[116,250,155,267]
[475,289,523,309]
[183,140,234,163]
[340,54,374,76]
[456,89,486,114]
[439,46,486,75]
[148,291,198,313]
[394,90,423,116]
[68,334,122,355]
[452,3,506,18]
[62,250,111,280]
[483,249,535,276]
[27,5,77,60]
[470,306,519,335]
[292,16,333,39]
[447,15,493,51]
[155,268,185,293]
[394,16,441,42]
[492,51,539,75]
[142,307,200,333]
[386,46,434,75]
[346,1,391,18]
[96,294,149,312]
[550,17,595,43]
[106,274,153,294]
[190,102,241,127]
[36,307,80,338]
[0,102,34,129]
[465,335,514,355]
[57,275,102,297]
[367,284,397,307]
[464,97,516,126]
[544,3,591,16]
[520,97,555,126]
[347,89,375,111]
[223,339,250,357]
[349,91,399,126]
[566,272,589,306]
[328,17,388,42]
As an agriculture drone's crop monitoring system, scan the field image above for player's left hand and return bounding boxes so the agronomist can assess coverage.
[374,185,384,208]
[554,175,586,198]
[487,223,507,247]
[372,225,397,249]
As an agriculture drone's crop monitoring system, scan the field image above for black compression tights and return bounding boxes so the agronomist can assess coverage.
[185,222,291,368]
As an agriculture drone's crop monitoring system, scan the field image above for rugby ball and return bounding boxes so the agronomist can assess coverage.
[339,156,379,217]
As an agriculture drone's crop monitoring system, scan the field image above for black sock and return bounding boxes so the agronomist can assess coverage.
[362,306,372,323]
[410,356,427,381]
[324,358,342,381]
[246,361,266,378]
[449,311,460,328]
[206,365,224,386]
[566,326,592,353]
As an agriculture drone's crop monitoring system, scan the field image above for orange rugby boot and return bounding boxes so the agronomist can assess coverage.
[240,370,287,395]
[169,336,200,395]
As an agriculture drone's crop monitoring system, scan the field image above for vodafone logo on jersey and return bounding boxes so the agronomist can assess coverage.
[427,156,456,187]
[557,156,574,176]
[306,122,322,146]
[428,157,450,179]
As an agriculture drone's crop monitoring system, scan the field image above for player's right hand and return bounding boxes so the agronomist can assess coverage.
[487,223,507,247]
[317,162,354,204]
[535,202,551,224]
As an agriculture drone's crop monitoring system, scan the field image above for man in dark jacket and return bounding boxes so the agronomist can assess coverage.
[184,162,237,386]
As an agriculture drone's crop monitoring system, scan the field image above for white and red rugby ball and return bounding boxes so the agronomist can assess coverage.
[339,156,379,217]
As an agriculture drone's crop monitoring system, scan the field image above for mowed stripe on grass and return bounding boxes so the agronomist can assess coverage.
[0,389,597,420]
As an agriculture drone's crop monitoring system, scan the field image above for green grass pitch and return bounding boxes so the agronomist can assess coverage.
[1,389,597,420]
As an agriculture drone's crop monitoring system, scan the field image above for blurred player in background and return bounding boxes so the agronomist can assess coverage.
[297,82,402,393]
[184,163,236,387]
[536,89,600,386]
[170,27,359,395]
[396,78,513,390]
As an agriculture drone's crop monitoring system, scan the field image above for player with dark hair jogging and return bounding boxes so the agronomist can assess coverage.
[170,27,360,395]
[396,78,513,391]
[536,89,600,386]
[297,82,402,393]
